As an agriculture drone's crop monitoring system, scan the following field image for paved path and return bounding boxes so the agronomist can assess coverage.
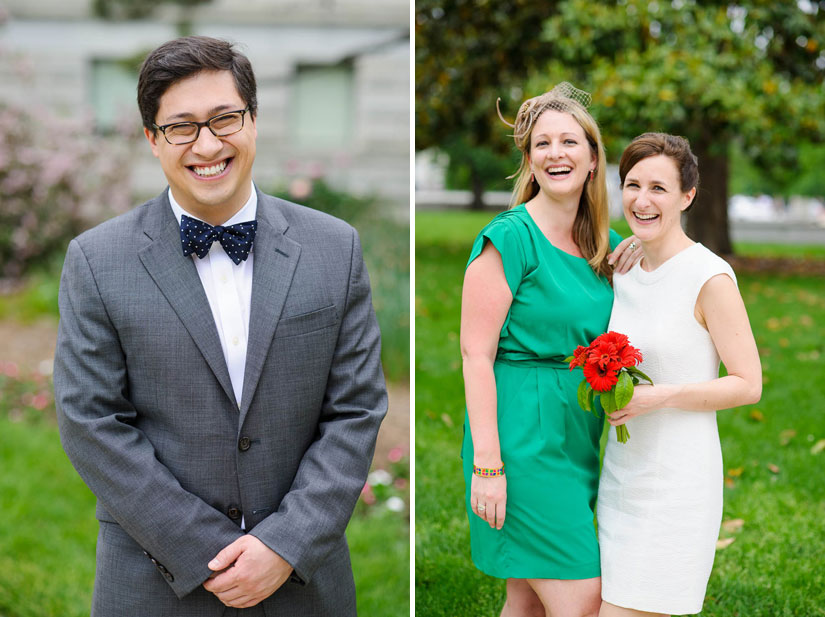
[731,221,825,246]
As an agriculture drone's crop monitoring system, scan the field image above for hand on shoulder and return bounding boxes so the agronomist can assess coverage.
[608,235,643,275]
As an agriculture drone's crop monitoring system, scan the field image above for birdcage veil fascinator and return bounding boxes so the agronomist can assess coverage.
[497,82,592,151]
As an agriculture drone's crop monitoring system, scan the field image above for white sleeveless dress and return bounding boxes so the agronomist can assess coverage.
[597,243,736,615]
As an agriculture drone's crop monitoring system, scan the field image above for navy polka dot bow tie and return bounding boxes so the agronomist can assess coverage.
[180,214,258,265]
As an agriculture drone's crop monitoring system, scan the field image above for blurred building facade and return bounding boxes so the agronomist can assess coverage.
[0,0,409,208]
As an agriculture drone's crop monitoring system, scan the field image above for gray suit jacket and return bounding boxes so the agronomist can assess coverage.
[53,188,388,616]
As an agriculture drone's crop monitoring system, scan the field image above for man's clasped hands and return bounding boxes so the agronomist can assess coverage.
[203,535,293,609]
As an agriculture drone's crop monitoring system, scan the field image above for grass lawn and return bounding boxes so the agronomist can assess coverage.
[415,210,825,617]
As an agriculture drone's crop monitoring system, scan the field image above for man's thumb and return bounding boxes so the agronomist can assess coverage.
[208,540,244,571]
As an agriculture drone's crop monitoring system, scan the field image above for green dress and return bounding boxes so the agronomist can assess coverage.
[462,204,621,579]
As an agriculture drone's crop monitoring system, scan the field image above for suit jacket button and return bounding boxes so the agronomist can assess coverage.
[228,506,242,520]
[163,571,175,583]
[238,437,251,451]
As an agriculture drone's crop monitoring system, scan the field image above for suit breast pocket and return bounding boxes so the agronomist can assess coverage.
[274,304,339,338]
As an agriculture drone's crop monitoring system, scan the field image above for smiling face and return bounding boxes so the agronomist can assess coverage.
[527,110,595,201]
[622,154,696,244]
[144,70,257,225]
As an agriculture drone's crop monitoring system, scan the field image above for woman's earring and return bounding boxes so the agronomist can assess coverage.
[589,169,595,181]
[531,171,535,183]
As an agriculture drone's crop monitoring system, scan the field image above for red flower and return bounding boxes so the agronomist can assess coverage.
[569,345,590,370]
[599,331,629,348]
[590,331,642,369]
[619,344,643,368]
[568,331,643,392]
[589,339,621,371]
[583,359,619,391]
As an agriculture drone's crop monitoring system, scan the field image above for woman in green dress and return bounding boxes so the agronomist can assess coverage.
[460,84,639,616]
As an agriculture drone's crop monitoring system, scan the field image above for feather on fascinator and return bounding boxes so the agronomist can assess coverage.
[497,82,592,151]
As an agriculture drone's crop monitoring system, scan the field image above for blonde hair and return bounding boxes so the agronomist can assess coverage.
[498,88,612,279]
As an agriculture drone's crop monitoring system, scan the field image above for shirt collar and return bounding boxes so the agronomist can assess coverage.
[168,181,258,227]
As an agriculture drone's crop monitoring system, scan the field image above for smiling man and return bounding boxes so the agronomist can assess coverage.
[53,36,387,617]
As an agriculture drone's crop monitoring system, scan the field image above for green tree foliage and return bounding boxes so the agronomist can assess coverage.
[541,0,825,253]
[441,136,517,203]
[415,0,560,150]
[416,1,825,253]
[731,141,825,198]
[415,0,560,206]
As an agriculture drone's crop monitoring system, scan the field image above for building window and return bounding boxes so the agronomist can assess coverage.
[290,62,354,150]
[90,58,139,132]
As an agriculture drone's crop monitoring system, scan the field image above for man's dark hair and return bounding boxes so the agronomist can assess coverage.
[137,36,258,130]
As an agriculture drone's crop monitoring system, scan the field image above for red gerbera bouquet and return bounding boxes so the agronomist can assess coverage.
[565,331,653,443]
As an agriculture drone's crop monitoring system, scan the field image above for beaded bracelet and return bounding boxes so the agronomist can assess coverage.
[473,464,505,477]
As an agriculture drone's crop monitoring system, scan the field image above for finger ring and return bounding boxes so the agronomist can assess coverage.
[628,241,637,251]
[477,505,486,512]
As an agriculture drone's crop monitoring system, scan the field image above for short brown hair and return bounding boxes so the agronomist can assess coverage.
[619,133,699,210]
[137,36,257,130]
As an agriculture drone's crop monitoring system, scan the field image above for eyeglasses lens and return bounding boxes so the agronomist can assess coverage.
[165,112,245,145]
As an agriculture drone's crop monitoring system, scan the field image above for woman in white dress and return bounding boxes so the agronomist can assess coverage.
[596,133,762,617]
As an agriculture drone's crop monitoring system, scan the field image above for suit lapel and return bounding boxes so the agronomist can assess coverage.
[137,193,236,406]
[239,191,301,424]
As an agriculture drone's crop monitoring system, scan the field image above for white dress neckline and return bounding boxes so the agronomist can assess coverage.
[630,242,703,285]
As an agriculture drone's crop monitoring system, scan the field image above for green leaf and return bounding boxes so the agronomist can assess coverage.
[564,356,574,364]
[615,371,634,409]
[600,389,616,414]
[626,365,654,384]
[577,380,592,411]
[586,387,596,416]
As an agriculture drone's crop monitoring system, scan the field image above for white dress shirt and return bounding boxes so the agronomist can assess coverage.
[168,183,256,408]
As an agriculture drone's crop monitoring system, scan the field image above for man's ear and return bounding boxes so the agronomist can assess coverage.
[144,127,161,158]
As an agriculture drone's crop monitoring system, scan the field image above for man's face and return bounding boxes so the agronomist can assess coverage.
[144,70,257,224]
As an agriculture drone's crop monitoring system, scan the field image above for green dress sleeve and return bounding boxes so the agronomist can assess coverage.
[609,228,623,251]
[467,216,526,297]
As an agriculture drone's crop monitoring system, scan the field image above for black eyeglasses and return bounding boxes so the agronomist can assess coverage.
[153,107,250,145]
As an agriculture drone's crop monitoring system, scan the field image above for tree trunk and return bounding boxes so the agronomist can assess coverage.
[469,163,485,210]
[685,144,733,255]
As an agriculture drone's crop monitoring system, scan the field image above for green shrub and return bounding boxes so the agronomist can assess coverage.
[270,180,410,381]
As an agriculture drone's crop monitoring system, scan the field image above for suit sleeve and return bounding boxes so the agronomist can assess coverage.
[53,239,244,598]
[249,227,388,583]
